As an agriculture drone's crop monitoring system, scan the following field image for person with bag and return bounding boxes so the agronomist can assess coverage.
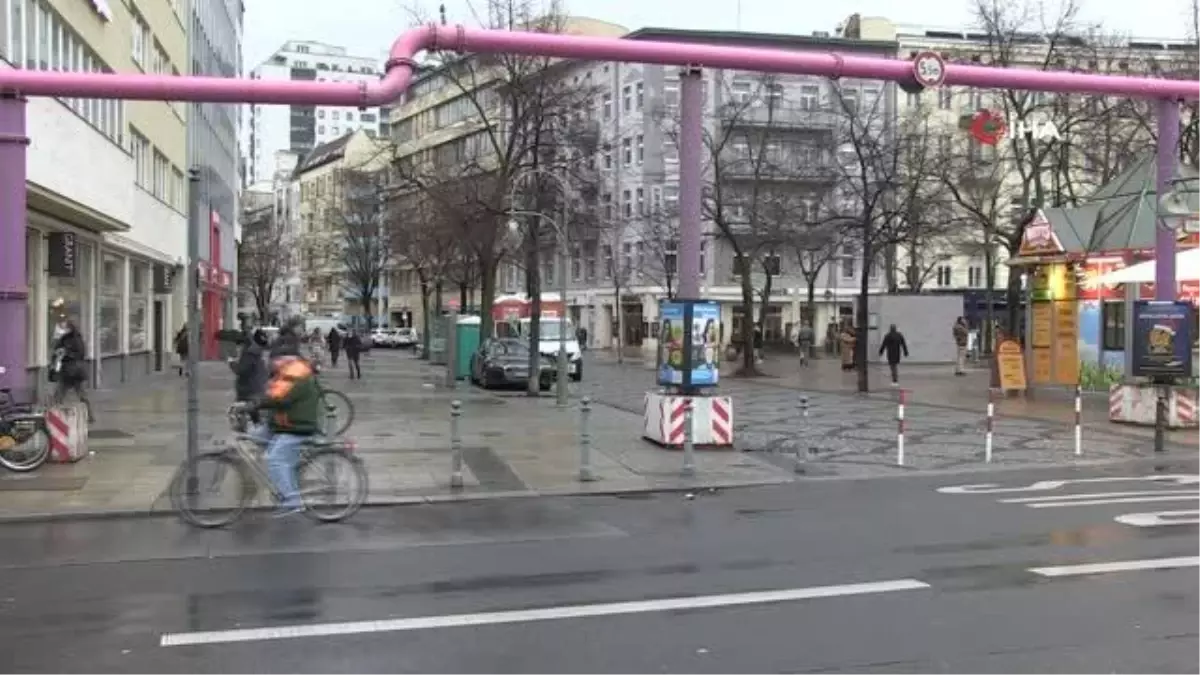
[878,324,909,387]
[343,329,363,380]
[173,323,189,376]
[326,326,343,367]
[50,317,93,424]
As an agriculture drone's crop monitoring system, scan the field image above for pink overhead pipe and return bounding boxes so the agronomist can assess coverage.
[0,24,1195,105]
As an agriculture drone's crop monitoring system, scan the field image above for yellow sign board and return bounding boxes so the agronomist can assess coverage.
[1031,303,1053,348]
[995,339,1027,392]
[1032,347,1053,384]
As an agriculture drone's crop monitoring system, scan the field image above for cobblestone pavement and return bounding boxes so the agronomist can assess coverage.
[579,355,1189,478]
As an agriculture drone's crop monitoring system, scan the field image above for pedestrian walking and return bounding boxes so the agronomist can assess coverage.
[229,329,270,430]
[49,315,93,424]
[952,316,970,376]
[753,326,764,364]
[306,328,327,369]
[839,320,857,371]
[173,323,189,376]
[326,326,343,367]
[344,329,363,380]
[796,321,814,366]
[878,324,909,387]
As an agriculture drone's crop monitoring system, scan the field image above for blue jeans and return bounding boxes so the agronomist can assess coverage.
[266,433,305,509]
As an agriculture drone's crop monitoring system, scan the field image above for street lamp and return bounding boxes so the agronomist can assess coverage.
[509,168,573,408]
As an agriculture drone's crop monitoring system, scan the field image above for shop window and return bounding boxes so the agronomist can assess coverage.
[1101,301,1125,350]
[26,232,39,367]
[129,262,150,352]
[47,240,93,360]
[99,253,124,355]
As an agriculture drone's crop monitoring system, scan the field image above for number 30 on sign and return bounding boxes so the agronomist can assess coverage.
[912,51,946,89]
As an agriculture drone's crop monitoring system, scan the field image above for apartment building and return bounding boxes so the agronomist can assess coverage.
[841,14,1192,303]
[292,130,392,318]
[245,40,382,186]
[388,25,896,349]
[6,0,196,394]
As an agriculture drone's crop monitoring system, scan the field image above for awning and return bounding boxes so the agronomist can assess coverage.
[1094,247,1200,285]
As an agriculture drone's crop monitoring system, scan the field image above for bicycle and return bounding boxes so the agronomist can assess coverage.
[308,363,354,437]
[0,366,51,472]
[170,403,368,528]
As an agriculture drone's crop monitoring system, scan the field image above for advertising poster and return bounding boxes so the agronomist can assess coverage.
[1131,301,1195,378]
[657,300,720,388]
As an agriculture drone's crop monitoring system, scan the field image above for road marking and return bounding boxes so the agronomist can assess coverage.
[1024,495,1200,508]
[1029,556,1200,577]
[159,579,931,647]
[999,490,1200,504]
[1115,510,1200,528]
[937,475,1200,495]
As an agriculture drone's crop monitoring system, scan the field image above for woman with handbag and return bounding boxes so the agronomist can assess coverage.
[50,318,93,424]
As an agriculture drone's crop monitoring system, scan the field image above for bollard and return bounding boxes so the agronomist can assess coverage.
[681,398,696,477]
[449,400,464,488]
[794,396,810,472]
[1073,385,1082,456]
[896,389,906,466]
[985,390,995,463]
[800,395,809,418]
[578,396,596,482]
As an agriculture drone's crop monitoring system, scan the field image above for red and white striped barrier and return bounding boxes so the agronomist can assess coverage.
[46,404,88,463]
[896,389,906,466]
[642,392,735,448]
[1073,385,1082,456]
[985,391,995,463]
[1108,384,1199,429]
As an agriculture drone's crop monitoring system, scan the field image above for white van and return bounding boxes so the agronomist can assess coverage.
[509,316,582,381]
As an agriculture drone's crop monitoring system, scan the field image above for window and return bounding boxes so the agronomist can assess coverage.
[763,253,781,276]
[906,91,921,107]
[131,11,149,67]
[622,84,632,112]
[731,80,753,104]
[318,124,325,134]
[171,167,185,210]
[968,265,984,287]
[602,244,613,279]
[152,150,169,201]
[635,187,645,215]
[318,110,325,118]
[635,82,644,108]
[663,82,679,108]
[636,134,644,163]
[799,85,819,110]
[938,87,953,110]
[732,254,750,277]
[130,130,151,188]
[839,88,860,115]
[99,253,125,355]
[602,147,612,169]
[1102,301,1125,350]
[699,241,707,275]
[585,243,596,280]
[622,137,632,165]
[664,141,678,164]
[346,112,354,122]
[936,265,953,287]
[841,247,856,279]
[332,110,340,121]
[622,243,633,275]
[602,192,613,220]
[571,245,582,281]
[602,93,612,119]
[664,240,678,274]
[129,262,150,351]
[622,189,632,218]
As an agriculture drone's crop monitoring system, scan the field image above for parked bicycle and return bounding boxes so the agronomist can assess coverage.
[0,366,51,472]
[169,402,367,528]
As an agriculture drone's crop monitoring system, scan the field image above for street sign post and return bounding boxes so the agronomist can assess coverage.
[912,51,946,89]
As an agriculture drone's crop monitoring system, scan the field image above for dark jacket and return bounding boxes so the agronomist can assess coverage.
[52,329,88,384]
[326,328,342,352]
[879,330,909,364]
[343,332,363,357]
[259,357,321,435]
[231,341,269,401]
[173,328,188,357]
[270,327,304,359]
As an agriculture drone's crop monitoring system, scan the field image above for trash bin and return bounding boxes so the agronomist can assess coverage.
[455,316,481,379]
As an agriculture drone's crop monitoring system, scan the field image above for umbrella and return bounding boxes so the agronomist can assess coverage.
[1094,247,1200,285]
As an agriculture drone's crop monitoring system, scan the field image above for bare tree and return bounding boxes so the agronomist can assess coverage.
[639,204,681,300]
[238,203,290,323]
[331,168,392,328]
[389,186,463,357]
[790,198,843,342]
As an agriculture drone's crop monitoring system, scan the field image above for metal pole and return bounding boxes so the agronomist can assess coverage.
[444,309,458,389]
[681,397,696,477]
[185,160,201,487]
[579,396,595,481]
[795,395,809,473]
[449,399,464,488]
[0,95,29,396]
[677,67,703,301]
[557,224,569,407]
[1154,384,1167,453]
[1154,99,1180,301]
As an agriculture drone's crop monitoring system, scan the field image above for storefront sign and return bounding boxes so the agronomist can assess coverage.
[657,300,720,388]
[1131,300,1195,378]
[47,232,77,278]
[1018,211,1064,257]
[196,260,211,284]
[153,265,175,294]
[994,339,1027,392]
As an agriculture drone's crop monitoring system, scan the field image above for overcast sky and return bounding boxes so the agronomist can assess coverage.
[244,0,1196,70]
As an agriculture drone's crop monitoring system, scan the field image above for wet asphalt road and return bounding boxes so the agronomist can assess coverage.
[0,457,1196,673]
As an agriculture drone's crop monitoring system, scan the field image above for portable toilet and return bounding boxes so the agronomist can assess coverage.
[455,315,482,379]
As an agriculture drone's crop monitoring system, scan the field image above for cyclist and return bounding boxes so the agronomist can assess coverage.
[254,353,322,516]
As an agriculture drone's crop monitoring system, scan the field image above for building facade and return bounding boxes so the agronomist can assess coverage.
[387,25,896,349]
[244,40,382,186]
[188,0,242,360]
[6,0,196,395]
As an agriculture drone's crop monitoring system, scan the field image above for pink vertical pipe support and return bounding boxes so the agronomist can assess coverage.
[1155,100,1181,300]
[0,95,28,395]
[676,67,704,301]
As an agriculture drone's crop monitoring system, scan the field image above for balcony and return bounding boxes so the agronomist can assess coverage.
[720,103,843,132]
[719,157,837,185]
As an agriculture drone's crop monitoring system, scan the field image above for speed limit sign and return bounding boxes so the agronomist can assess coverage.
[912,51,946,88]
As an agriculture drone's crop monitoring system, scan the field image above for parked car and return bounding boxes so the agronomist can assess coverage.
[371,328,393,348]
[470,338,554,390]
[394,327,418,349]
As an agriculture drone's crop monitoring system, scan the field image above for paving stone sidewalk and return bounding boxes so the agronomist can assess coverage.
[580,353,1194,479]
[0,351,790,521]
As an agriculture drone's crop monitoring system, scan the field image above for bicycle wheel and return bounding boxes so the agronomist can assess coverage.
[320,388,354,437]
[297,448,367,522]
[171,452,253,528]
[0,418,50,472]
